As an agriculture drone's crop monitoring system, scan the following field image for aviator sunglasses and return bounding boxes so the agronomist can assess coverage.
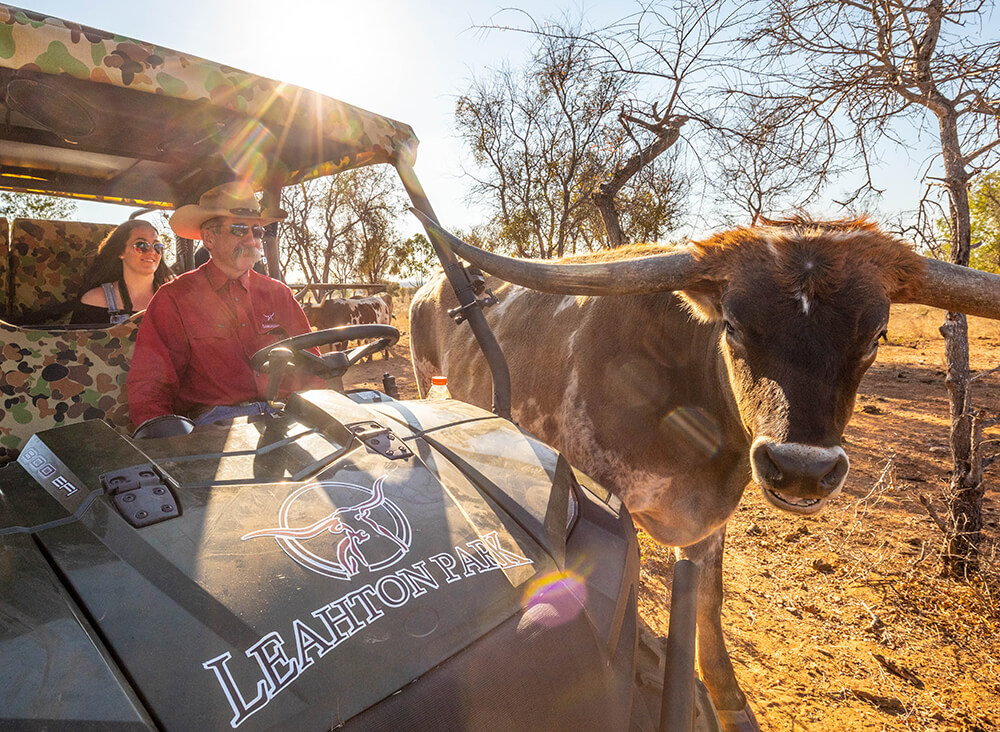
[213,223,266,239]
[132,240,166,255]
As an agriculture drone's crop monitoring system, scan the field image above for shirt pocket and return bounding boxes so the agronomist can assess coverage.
[187,318,232,342]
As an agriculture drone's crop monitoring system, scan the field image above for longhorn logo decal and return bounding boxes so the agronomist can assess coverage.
[242,475,411,580]
[261,312,279,329]
[210,473,534,729]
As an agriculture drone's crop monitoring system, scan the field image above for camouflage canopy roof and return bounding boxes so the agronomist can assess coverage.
[0,4,419,209]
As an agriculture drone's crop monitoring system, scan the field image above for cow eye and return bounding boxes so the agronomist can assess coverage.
[867,329,887,356]
[723,319,740,341]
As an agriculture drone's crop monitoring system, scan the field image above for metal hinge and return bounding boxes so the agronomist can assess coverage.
[447,291,499,324]
[447,265,499,325]
[100,463,180,528]
[346,422,412,460]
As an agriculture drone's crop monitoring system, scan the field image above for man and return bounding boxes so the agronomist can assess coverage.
[127,182,316,428]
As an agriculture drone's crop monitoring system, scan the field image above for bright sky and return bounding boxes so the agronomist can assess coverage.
[20,0,931,237]
[22,0,627,234]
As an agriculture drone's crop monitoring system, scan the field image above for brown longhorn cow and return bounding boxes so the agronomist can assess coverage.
[408,217,1000,732]
[304,295,393,359]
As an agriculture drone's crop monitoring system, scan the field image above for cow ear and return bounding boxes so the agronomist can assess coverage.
[677,282,723,322]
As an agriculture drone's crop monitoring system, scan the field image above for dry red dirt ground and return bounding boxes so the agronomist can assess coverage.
[346,300,1000,732]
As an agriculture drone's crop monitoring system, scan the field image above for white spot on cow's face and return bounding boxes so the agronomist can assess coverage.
[796,291,811,315]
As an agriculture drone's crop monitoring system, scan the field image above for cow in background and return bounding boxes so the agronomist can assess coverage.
[409,216,1000,732]
[303,294,393,359]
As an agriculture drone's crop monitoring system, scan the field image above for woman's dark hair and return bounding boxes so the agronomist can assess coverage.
[77,219,174,298]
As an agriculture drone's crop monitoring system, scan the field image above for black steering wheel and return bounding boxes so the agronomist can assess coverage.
[251,324,400,400]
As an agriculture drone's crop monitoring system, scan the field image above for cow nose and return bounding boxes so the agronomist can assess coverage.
[750,439,849,497]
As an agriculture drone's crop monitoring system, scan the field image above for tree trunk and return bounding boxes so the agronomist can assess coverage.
[940,315,984,577]
[938,109,982,577]
[592,117,685,247]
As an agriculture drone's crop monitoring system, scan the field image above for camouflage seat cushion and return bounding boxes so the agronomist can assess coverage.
[0,314,141,466]
[9,219,115,323]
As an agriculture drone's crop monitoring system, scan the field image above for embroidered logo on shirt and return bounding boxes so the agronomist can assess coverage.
[262,312,280,330]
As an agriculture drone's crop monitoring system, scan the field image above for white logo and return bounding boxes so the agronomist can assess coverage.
[262,312,279,329]
[242,476,411,580]
[208,476,534,728]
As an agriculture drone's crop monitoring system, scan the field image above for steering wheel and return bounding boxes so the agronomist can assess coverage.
[251,324,400,400]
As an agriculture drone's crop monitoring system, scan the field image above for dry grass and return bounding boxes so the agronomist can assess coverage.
[888,304,1000,343]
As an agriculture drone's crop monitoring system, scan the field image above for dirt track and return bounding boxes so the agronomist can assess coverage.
[346,301,1000,732]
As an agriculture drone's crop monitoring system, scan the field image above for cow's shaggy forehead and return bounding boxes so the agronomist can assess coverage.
[693,218,926,300]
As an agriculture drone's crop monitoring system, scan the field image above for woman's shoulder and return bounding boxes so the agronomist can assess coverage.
[79,285,109,308]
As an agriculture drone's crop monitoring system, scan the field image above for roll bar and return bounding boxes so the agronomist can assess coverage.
[394,159,512,421]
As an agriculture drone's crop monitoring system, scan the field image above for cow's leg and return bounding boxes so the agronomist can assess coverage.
[678,526,761,732]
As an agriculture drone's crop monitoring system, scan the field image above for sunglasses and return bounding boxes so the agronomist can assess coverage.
[213,223,266,239]
[132,240,166,255]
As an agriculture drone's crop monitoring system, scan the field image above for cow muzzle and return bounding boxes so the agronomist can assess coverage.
[750,437,849,515]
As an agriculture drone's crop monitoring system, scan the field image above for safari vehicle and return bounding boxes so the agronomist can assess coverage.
[0,5,718,731]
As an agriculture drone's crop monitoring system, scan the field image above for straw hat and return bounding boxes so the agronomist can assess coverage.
[169,182,286,240]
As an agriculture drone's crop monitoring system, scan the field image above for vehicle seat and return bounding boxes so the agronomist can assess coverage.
[7,218,115,324]
[0,313,142,466]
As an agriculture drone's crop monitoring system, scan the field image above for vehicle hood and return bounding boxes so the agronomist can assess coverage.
[0,390,569,730]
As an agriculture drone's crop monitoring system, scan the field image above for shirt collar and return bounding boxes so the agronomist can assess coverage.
[203,259,252,292]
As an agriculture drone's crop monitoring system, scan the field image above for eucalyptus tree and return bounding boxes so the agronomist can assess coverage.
[456,25,687,256]
[0,191,76,219]
[956,171,1000,274]
[277,166,420,285]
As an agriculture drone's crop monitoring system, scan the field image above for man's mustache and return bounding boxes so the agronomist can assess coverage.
[233,243,262,261]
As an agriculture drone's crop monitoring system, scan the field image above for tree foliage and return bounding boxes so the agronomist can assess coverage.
[392,233,437,284]
[744,0,1000,247]
[455,28,686,258]
[945,172,1000,273]
[467,0,824,243]
[0,191,77,219]
[276,166,435,284]
[705,95,838,225]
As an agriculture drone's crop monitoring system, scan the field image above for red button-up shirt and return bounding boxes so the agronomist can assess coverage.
[127,261,315,426]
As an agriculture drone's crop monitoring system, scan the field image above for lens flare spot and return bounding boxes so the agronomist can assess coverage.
[605,357,665,410]
[660,406,722,459]
[217,118,272,188]
[521,570,587,628]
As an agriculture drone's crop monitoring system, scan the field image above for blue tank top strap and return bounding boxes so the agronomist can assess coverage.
[102,282,129,324]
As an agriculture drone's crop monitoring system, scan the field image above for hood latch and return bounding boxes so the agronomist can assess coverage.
[346,422,412,460]
[100,463,181,528]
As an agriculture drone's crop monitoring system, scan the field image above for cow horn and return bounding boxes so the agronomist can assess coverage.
[903,257,1000,320]
[411,209,699,295]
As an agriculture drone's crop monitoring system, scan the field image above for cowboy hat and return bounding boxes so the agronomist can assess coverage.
[169,182,286,240]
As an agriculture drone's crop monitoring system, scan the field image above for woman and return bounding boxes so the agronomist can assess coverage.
[71,219,173,325]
